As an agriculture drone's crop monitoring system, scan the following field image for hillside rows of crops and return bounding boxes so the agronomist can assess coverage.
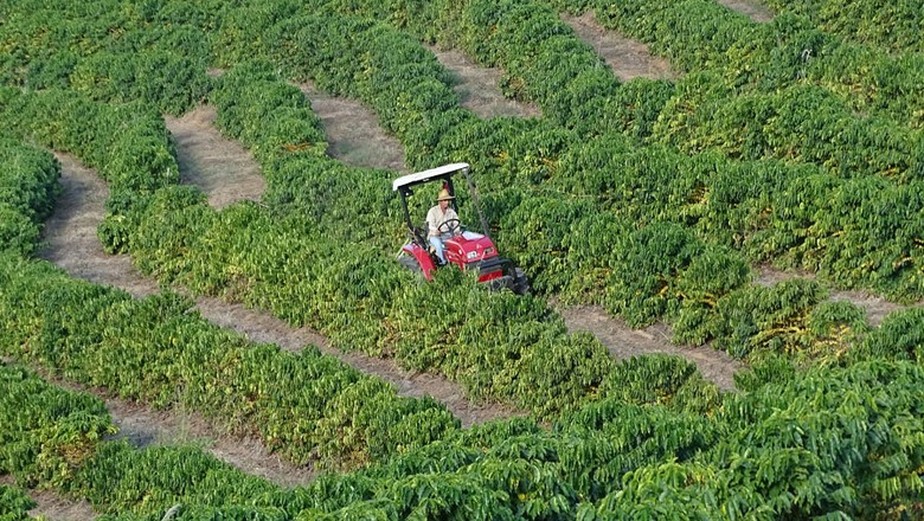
[2,0,924,518]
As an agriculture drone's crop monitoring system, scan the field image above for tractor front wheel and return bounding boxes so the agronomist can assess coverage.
[512,268,530,295]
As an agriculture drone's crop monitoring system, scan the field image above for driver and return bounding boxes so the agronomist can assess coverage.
[427,188,461,265]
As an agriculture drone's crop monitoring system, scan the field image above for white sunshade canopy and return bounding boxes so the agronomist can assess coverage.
[392,163,470,191]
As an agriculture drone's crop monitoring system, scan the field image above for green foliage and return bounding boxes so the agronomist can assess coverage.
[0,484,36,521]
[0,255,456,470]
[0,0,213,114]
[69,48,210,115]
[4,1,924,517]
[210,62,327,163]
[0,136,60,257]
[710,278,827,358]
[0,205,40,257]
[604,222,703,326]
[590,0,924,129]
[0,363,115,488]
[74,443,278,516]
[499,196,595,294]
[764,0,924,54]
[715,360,924,518]
[0,138,61,223]
[599,355,722,415]
[856,308,924,363]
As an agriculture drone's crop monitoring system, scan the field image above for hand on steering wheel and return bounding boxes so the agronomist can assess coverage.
[437,218,461,236]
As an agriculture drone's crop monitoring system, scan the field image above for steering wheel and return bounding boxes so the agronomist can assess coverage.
[437,218,461,236]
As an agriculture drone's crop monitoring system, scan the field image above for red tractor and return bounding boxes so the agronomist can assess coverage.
[393,162,529,294]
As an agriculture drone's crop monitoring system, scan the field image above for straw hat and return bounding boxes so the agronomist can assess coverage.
[437,188,455,201]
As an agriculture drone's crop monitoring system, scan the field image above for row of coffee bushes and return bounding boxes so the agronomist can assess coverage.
[285,0,924,175]
[560,0,924,130]
[218,4,924,306]
[213,5,468,168]
[539,138,924,303]
[763,0,924,54]
[88,358,924,520]
[0,85,180,255]
[0,0,215,115]
[298,359,924,519]
[0,484,35,521]
[214,0,672,146]
[648,71,923,181]
[0,361,288,519]
[545,2,924,174]
[0,136,59,256]
[8,331,924,519]
[0,253,458,469]
[0,128,457,470]
[0,363,114,490]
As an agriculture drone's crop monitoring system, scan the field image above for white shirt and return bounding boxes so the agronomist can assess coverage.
[426,205,459,237]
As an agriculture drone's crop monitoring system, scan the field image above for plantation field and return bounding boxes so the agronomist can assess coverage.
[2,0,924,519]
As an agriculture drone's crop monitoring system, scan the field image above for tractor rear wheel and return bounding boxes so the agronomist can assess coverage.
[398,255,422,274]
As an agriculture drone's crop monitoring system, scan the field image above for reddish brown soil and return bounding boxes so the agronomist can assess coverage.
[297,82,408,172]
[716,0,775,23]
[562,12,676,82]
[555,302,743,391]
[164,105,266,209]
[429,46,541,119]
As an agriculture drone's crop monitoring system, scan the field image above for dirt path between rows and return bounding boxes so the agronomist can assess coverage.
[3,357,313,489]
[104,399,315,488]
[555,303,742,390]
[27,489,96,521]
[1,474,96,521]
[562,12,676,82]
[40,153,516,431]
[298,82,408,173]
[164,106,265,209]
[558,261,918,391]
[430,47,541,119]
[755,266,909,327]
[716,0,774,23]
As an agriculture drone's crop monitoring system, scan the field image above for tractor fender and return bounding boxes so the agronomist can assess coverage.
[402,243,437,280]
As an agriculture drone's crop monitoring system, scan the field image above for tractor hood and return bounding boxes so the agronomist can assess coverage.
[445,231,498,264]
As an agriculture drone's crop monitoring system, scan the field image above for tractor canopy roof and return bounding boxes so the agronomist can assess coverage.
[392,163,469,193]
